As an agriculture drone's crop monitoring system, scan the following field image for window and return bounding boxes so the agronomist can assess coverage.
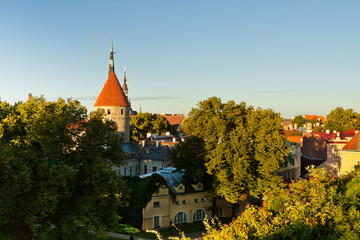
[201,198,206,202]
[174,211,188,224]
[179,186,183,190]
[182,200,187,204]
[117,168,121,175]
[194,199,199,203]
[121,109,124,115]
[218,207,224,218]
[107,109,111,115]
[153,166,157,172]
[124,167,126,176]
[130,166,132,176]
[153,215,161,228]
[175,201,180,205]
[193,209,206,222]
[144,165,147,174]
[153,201,160,208]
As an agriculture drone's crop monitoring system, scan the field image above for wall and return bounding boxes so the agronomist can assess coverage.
[339,151,360,176]
[142,190,241,230]
[96,106,130,143]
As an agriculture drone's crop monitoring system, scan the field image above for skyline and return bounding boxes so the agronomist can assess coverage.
[0,1,360,118]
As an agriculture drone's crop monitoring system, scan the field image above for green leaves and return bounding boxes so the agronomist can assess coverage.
[0,97,128,238]
[324,107,360,132]
[130,112,172,141]
[205,168,360,240]
[183,97,289,204]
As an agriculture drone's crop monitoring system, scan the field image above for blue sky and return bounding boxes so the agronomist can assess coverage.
[0,0,359,118]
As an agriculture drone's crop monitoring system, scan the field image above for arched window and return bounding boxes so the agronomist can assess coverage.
[193,209,205,222]
[174,211,188,224]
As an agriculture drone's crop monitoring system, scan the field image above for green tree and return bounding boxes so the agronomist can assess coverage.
[291,115,306,127]
[172,136,208,183]
[204,168,360,240]
[0,97,128,239]
[324,107,360,132]
[130,112,173,141]
[183,97,289,214]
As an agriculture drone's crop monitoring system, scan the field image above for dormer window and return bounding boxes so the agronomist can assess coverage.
[107,109,111,115]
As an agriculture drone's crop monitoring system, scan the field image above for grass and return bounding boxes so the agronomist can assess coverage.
[128,221,206,239]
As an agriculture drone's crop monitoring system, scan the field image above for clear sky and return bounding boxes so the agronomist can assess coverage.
[0,0,359,118]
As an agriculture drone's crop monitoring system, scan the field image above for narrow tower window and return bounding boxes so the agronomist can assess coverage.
[107,109,111,115]
[121,109,124,115]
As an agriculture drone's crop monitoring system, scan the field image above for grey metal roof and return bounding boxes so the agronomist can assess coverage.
[140,167,185,193]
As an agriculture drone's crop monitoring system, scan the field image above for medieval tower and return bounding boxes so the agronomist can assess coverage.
[94,38,131,143]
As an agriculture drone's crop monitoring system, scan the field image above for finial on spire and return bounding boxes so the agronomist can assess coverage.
[109,36,115,75]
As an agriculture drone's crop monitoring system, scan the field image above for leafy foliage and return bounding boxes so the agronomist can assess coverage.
[204,168,360,240]
[324,107,360,132]
[172,136,208,183]
[130,112,173,141]
[0,97,129,239]
[291,115,306,127]
[118,174,168,229]
[183,97,289,205]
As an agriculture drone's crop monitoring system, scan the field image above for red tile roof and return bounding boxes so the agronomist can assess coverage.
[287,136,303,147]
[162,115,185,126]
[304,115,325,123]
[342,131,360,150]
[94,72,130,107]
[312,129,356,141]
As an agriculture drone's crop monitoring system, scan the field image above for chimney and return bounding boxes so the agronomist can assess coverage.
[172,137,176,142]
[147,133,152,138]
[333,130,337,134]
[28,93,32,101]
[156,141,159,148]
[141,140,146,147]
[166,131,171,136]
[326,130,330,134]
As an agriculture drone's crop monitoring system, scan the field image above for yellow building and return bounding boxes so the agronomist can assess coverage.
[140,168,245,230]
[339,131,360,176]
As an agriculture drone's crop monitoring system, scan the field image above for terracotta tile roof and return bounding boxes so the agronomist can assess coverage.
[162,114,185,126]
[342,131,360,150]
[287,136,303,147]
[304,115,325,123]
[94,72,130,107]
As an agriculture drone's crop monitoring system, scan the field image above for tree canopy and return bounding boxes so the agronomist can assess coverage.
[130,112,173,141]
[291,115,306,127]
[0,97,128,239]
[183,97,289,205]
[324,107,360,132]
[204,168,360,240]
[172,136,208,183]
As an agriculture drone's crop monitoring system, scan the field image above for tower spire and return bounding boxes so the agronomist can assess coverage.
[109,36,115,75]
[122,66,129,97]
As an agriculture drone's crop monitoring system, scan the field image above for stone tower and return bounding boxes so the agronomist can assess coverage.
[94,38,130,143]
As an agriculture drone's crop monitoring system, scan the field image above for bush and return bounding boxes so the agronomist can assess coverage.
[115,224,140,234]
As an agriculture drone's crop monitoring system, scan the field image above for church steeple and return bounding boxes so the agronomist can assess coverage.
[95,38,131,143]
[109,36,115,75]
[122,66,129,97]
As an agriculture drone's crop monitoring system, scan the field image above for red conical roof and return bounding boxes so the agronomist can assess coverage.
[94,72,130,107]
